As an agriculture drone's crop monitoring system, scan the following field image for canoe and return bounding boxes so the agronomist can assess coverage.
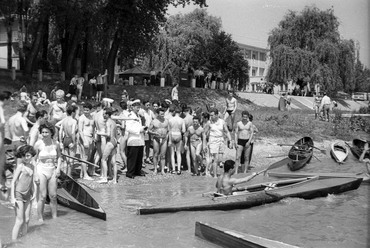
[136,177,362,215]
[330,142,349,163]
[268,171,370,184]
[287,137,313,171]
[195,221,300,248]
[347,139,370,160]
[57,171,106,220]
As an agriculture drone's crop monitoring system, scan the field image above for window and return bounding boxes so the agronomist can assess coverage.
[245,50,251,59]
[252,69,256,77]
[259,68,265,76]
[260,53,266,61]
[252,52,257,60]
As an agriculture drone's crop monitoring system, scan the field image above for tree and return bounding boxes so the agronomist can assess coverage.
[268,6,356,95]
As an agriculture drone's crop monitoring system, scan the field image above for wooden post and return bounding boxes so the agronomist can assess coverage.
[129,76,134,85]
[160,78,165,87]
[11,67,16,81]
[211,80,216,89]
[38,69,42,82]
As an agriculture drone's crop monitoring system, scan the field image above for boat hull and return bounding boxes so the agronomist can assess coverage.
[287,137,314,171]
[330,142,349,163]
[349,139,370,160]
[137,177,362,215]
[195,222,299,248]
[57,171,106,220]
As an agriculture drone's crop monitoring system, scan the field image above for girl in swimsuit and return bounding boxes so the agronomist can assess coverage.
[34,122,62,221]
[10,145,37,241]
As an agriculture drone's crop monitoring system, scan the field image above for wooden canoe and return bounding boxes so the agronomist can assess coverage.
[330,142,349,163]
[57,171,106,220]
[136,177,362,215]
[347,139,370,160]
[287,137,314,171]
[267,171,370,184]
[195,222,300,248]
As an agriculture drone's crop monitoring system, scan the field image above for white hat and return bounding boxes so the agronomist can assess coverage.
[102,98,114,104]
[131,99,141,105]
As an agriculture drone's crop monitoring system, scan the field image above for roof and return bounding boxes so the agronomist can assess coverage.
[117,67,150,76]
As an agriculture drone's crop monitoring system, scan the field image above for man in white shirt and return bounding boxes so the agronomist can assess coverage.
[320,92,331,122]
[125,100,146,179]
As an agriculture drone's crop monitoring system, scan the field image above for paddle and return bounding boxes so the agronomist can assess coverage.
[62,153,99,168]
[262,157,292,176]
[312,154,321,162]
[269,142,327,155]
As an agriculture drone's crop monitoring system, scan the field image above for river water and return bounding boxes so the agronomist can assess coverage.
[1,155,369,248]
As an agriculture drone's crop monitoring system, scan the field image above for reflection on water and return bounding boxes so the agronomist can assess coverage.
[0,157,369,248]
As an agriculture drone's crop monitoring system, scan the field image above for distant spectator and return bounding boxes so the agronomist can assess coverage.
[36,89,50,105]
[171,83,179,101]
[69,75,78,96]
[76,76,85,101]
[20,85,27,93]
[96,74,104,102]
[50,85,58,101]
[320,92,331,122]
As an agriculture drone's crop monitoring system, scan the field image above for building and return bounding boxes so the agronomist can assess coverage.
[237,43,270,92]
[0,17,20,69]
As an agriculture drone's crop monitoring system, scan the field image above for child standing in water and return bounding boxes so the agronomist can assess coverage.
[10,145,37,241]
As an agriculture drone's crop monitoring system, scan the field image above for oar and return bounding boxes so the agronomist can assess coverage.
[266,154,287,159]
[62,153,99,168]
[312,154,321,162]
[262,157,292,176]
[270,142,327,155]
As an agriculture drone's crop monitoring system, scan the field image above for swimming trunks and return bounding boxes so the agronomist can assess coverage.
[226,110,233,115]
[63,136,73,149]
[237,138,249,147]
[171,132,182,144]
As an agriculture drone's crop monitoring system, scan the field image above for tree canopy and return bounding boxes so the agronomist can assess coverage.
[268,6,357,95]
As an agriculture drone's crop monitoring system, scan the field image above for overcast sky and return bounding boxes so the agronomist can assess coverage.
[168,0,369,67]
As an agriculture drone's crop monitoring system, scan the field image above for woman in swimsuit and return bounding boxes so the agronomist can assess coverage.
[223,91,237,131]
[10,145,37,241]
[34,122,62,221]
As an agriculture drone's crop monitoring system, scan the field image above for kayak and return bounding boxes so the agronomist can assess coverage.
[330,142,349,163]
[347,139,370,160]
[267,171,370,184]
[195,221,299,248]
[136,177,362,215]
[57,171,106,220]
[287,137,314,171]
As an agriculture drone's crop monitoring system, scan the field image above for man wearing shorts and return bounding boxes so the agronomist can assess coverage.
[78,103,95,180]
[184,116,204,176]
[8,101,29,150]
[234,111,254,174]
[149,108,169,175]
[205,108,233,178]
[59,105,78,177]
[168,107,186,174]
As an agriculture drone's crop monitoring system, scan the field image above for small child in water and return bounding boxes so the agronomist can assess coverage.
[10,145,37,241]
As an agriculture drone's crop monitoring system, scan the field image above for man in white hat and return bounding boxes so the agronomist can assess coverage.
[125,100,146,178]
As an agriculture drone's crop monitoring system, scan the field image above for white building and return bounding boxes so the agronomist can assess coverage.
[237,43,269,92]
[0,17,20,69]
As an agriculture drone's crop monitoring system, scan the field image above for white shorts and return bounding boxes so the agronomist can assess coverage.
[208,137,224,154]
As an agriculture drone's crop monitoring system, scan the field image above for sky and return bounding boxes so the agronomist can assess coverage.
[168,0,369,67]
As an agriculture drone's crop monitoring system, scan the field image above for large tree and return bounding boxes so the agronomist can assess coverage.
[268,6,356,95]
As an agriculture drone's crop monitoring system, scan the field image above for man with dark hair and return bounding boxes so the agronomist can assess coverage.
[204,108,233,178]
[168,106,186,174]
[28,110,48,146]
[59,105,78,176]
[140,100,155,165]
[7,101,29,149]
[184,116,204,175]
[234,111,254,174]
[216,160,259,195]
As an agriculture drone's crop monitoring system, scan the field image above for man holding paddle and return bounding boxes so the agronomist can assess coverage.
[216,160,259,195]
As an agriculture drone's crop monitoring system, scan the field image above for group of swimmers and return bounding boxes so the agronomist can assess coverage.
[1,87,259,241]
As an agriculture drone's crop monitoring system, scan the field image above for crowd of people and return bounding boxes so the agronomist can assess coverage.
[0,82,261,241]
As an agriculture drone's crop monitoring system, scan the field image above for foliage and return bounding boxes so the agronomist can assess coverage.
[268,6,356,95]
[354,60,370,92]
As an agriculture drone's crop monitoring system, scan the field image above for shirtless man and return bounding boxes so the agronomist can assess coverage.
[168,107,186,174]
[97,107,118,184]
[223,91,237,131]
[28,110,48,146]
[149,108,169,175]
[182,107,193,172]
[59,105,78,177]
[360,143,370,175]
[234,111,254,174]
[78,103,95,180]
[24,94,39,126]
[205,108,233,178]
[8,101,29,150]
[216,160,258,195]
[184,116,204,176]
[0,94,9,190]
[93,102,106,172]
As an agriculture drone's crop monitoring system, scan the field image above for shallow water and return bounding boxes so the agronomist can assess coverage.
[1,155,369,248]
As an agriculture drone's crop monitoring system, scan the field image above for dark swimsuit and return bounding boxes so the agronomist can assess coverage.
[237,138,249,147]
